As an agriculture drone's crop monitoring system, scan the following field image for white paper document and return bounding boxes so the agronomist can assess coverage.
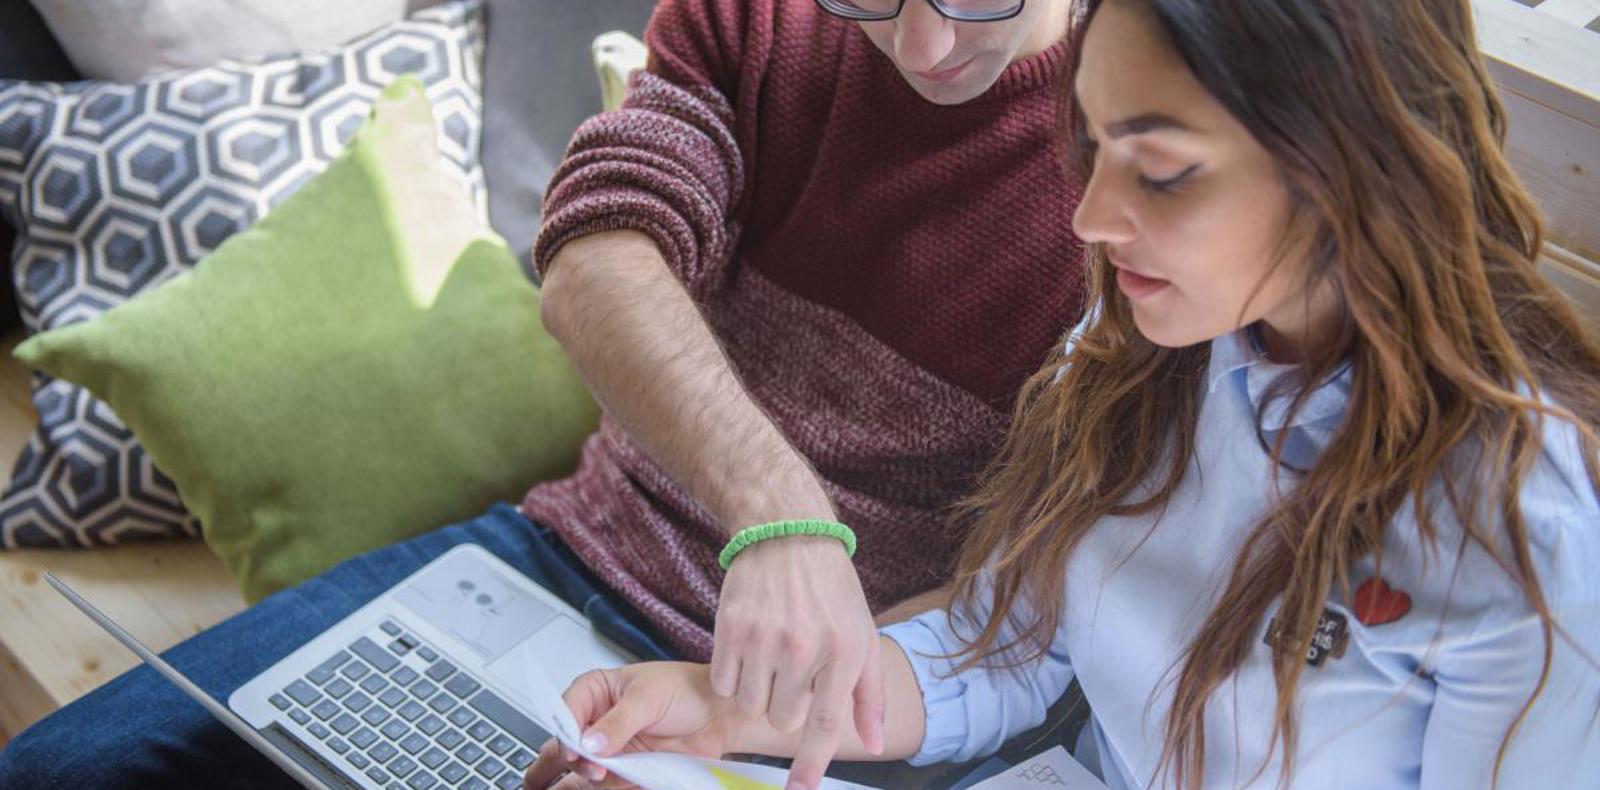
[968,746,1108,790]
[501,659,880,790]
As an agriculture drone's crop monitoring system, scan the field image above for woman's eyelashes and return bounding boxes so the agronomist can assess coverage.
[1139,163,1200,194]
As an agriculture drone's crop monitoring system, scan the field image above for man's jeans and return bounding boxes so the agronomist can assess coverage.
[0,503,674,789]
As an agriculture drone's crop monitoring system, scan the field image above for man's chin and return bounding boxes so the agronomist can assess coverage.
[901,70,1001,106]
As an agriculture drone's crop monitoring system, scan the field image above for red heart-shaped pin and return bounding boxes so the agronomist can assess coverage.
[1354,577,1411,626]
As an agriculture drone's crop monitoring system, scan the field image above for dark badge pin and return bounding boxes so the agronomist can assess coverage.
[1264,607,1350,668]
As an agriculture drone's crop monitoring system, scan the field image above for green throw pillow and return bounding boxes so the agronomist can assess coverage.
[15,77,600,602]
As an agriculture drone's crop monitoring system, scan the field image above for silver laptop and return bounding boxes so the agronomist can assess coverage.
[49,543,634,790]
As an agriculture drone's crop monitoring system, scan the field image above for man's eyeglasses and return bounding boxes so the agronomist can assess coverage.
[814,0,1027,23]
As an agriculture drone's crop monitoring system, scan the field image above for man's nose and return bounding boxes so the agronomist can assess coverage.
[893,1,958,73]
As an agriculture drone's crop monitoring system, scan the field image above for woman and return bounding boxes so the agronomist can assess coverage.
[525,0,1600,788]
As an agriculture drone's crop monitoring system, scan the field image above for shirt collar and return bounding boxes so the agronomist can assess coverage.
[1207,326,1352,432]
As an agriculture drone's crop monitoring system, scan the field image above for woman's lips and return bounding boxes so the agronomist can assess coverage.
[1113,262,1171,301]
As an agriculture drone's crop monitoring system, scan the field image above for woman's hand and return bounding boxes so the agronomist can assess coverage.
[521,662,736,789]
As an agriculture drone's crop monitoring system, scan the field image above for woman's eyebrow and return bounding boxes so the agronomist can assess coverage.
[1103,112,1194,139]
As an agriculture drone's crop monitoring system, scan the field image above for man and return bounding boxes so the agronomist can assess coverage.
[0,1,1083,788]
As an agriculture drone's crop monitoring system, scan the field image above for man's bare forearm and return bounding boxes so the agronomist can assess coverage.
[540,230,833,532]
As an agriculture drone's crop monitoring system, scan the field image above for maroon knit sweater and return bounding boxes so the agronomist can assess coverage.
[525,0,1085,660]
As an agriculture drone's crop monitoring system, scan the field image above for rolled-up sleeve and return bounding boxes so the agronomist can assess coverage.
[531,0,751,298]
[881,579,1075,765]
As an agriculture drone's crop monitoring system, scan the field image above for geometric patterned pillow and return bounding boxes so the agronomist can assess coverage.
[0,0,486,547]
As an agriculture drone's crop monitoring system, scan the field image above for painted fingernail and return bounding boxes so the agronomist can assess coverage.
[580,730,608,753]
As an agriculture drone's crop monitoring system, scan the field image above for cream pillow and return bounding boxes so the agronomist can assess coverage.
[30,0,446,81]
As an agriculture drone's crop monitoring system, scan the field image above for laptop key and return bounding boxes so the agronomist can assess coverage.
[420,746,449,769]
[401,733,430,755]
[332,713,360,735]
[351,728,379,749]
[366,765,392,784]
[347,751,371,770]
[460,778,490,790]
[507,748,534,770]
[406,772,438,790]
[494,773,521,790]
[468,689,550,751]
[344,691,372,713]
[381,620,402,636]
[467,720,496,743]
[486,734,514,756]
[426,660,458,683]
[427,693,457,715]
[444,674,480,700]
[388,639,412,657]
[440,761,470,784]
[417,714,446,736]
[363,706,392,726]
[410,680,438,701]
[379,688,408,709]
[417,646,439,663]
[308,722,331,740]
[369,742,399,764]
[342,661,372,682]
[284,679,321,707]
[307,650,352,685]
[328,737,350,755]
[324,678,354,699]
[381,720,410,741]
[390,756,418,778]
[352,636,401,673]
[392,666,420,687]
[312,700,341,721]
[456,743,485,765]
[446,708,476,729]
[288,708,312,725]
[436,728,466,750]
[269,693,291,711]
[476,757,506,779]
[360,673,388,694]
[398,701,427,722]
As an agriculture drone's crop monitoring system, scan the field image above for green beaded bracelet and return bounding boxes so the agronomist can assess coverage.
[718,519,857,570]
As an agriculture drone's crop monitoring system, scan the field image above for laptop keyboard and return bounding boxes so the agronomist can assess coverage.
[266,619,547,790]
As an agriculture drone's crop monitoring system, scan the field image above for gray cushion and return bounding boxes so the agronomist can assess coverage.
[481,0,656,268]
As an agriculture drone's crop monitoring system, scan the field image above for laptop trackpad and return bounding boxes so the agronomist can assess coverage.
[486,616,630,697]
[394,551,557,662]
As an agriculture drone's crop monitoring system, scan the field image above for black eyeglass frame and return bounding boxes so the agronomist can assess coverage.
[813,0,1027,23]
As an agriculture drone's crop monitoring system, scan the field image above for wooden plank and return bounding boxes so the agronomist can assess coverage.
[1500,78,1600,261]
[1540,244,1600,333]
[0,541,245,731]
[0,639,55,739]
[1474,0,1600,124]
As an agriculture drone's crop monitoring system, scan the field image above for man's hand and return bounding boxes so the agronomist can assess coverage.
[712,536,886,790]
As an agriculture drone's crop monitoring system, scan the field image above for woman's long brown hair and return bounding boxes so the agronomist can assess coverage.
[949,0,1600,787]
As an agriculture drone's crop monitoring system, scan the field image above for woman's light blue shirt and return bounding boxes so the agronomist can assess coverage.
[881,327,1600,789]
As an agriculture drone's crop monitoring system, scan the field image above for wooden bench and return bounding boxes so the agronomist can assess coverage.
[0,0,1596,753]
